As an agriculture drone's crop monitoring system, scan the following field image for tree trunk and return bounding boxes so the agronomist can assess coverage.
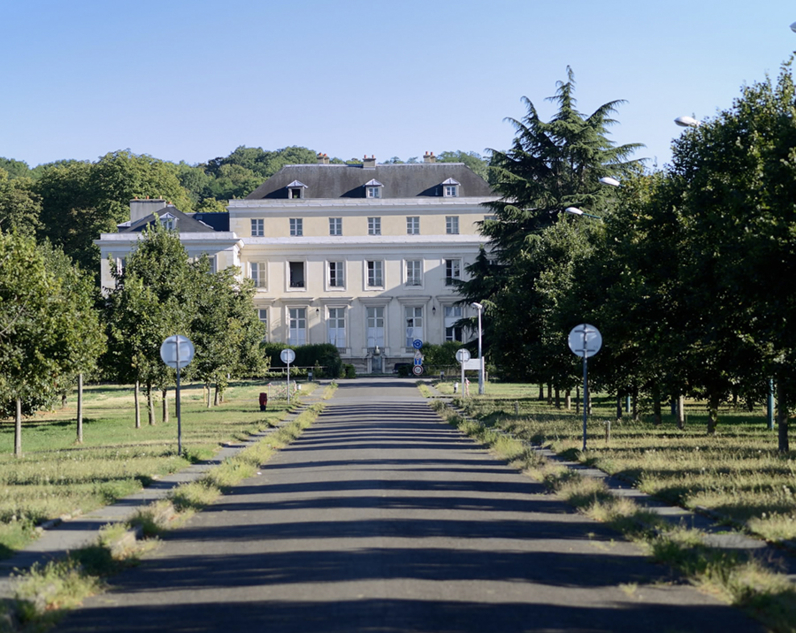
[777,380,790,453]
[546,383,553,406]
[162,389,169,424]
[616,394,623,423]
[134,380,141,429]
[652,385,662,426]
[14,397,22,458]
[575,386,580,415]
[147,383,156,425]
[707,394,720,436]
[554,387,561,409]
[61,393,68,408]
[537,384,544,401]
[565,389,571,410]
[632,387,639,422]
[77,373,84,443]
[214,384,220,407]
[677,395,685,430]
[205,383,212,408]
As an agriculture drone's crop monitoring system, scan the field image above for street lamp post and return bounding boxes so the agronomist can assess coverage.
[565,207,602,220]
[471,302,485,395]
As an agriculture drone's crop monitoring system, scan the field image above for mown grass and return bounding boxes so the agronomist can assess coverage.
[432,397,796,633]
[0,379,315,559]
[5,404,323,632]
[435,381,796,544]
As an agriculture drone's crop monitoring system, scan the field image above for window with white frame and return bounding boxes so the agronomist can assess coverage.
[160,214,175,230]
[367,307,385,348]
[203,254,217,274]
[446,216,459,234]
[405,260,422,286]
[366,260,383,288]
[327,308,346,348]
[250,262,267,289]
[368,217,381,236]
[328,261,345,288]
[405,307,423,348]
[445,259,461,286]
[289,261,305,289]
[288,308,307,345]
[366,186,381,198]
[251,219,264,237]
[444,305,463,342]
[258,308,268,341]
[444,185,458,197]
[290,218,303,236]
[329,217,342,236]
[406,216,420,235]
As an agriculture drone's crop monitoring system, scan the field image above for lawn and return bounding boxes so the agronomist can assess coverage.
[435,380,796,544]
[0,379,313,558]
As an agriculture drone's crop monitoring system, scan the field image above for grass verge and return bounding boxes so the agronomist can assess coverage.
[434,400,796,633]
[0,380,313,558]
[3,403,323,632]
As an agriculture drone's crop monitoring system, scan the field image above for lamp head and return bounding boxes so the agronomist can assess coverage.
[471,302,483,311]
[675,115,700,128]
[565,207,584,216]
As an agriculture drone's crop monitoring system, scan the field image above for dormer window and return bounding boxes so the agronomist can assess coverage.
[442,178,460,197]
[365,179,383,199]
[160,212,176,230]
[287,180,307,199]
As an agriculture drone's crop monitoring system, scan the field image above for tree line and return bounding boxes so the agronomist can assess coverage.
[456,62,796,452]
[0,147,488,277]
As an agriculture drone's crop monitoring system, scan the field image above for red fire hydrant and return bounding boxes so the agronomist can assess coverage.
[259,392,268,411]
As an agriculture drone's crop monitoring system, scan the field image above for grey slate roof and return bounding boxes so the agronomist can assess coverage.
[245,163,493,200]
[122,205,220,233]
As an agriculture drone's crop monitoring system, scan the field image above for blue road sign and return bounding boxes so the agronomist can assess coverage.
[412,339,423,349]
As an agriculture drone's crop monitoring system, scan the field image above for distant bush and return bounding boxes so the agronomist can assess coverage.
[263,343,342,378]
[343,364,356,379]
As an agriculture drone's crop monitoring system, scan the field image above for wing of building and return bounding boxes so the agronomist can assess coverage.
[97,153,498,374]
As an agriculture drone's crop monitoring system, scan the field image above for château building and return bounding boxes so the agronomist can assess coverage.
[97,153,498,373]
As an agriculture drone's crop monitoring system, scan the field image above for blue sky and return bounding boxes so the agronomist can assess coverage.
[2,0,795,170]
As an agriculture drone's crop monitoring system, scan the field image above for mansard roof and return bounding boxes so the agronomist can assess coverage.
[121,205,226,233]
[245,163,493,200]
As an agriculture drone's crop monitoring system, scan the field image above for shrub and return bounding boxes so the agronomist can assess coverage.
[344,364,356,379]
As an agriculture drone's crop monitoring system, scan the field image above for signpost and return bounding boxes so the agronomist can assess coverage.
[160,335,195,456]
[280,348,296,404]
[568,324,602,451]
[455,348,471,397]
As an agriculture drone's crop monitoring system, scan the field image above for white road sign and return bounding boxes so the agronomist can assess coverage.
[455,348,471,363]
[160,335,195,369]
[568,324,602,358]
[280,348,296,364]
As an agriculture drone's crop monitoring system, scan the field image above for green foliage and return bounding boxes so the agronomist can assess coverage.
[264,343,342,378]
[464,69,640,386]
[344,364,356,379]
[0,170,42,236]
[34,151,192,274]
[0,233,104,447]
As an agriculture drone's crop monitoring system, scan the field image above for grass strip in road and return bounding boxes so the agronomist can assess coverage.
[0,380,313,558]
[433,381,796,545]
[1,403,323,633]
[431,399,796,633]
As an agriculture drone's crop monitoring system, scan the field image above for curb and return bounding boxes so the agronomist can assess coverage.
[0,398,322,600]
[436,397,796,582]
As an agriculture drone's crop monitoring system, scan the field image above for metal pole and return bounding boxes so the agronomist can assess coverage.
[287,360,291,405]
[767,378,775,431]
[176,336,182,457]
[582,357,588,452]
[477,307,484,395]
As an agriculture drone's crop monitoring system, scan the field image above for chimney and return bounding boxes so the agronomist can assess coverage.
[317,152,330,165]
[424,151,436,164]
[130,198,168,223]
[363,154,376,169]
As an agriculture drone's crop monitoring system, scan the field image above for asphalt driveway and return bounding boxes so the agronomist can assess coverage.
[55,378,761,632]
